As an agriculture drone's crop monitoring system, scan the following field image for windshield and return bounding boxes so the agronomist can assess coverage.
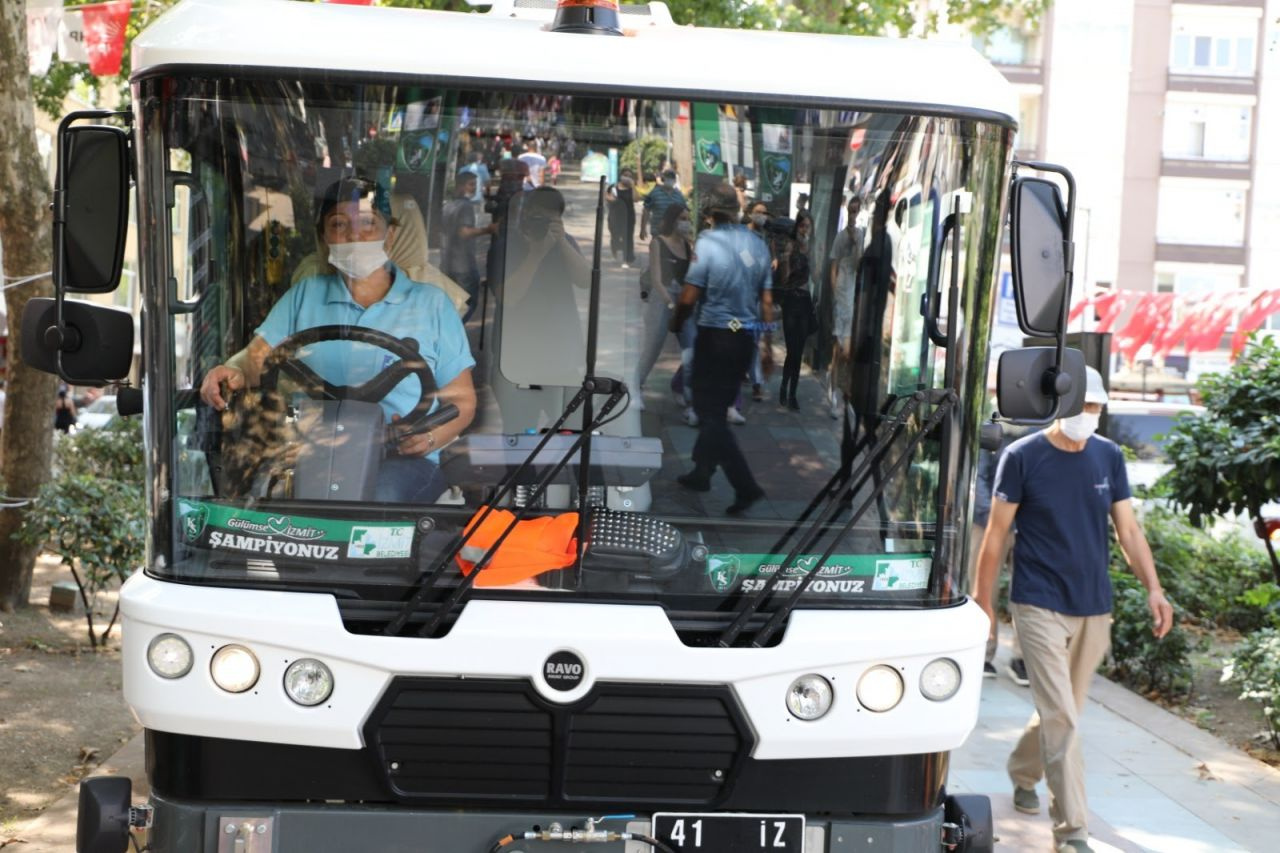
[139,75,1008,635]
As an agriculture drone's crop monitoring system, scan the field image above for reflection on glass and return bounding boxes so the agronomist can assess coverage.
[156,78,1009,627]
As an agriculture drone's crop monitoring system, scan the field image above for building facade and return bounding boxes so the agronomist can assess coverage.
[966,0,1279,377]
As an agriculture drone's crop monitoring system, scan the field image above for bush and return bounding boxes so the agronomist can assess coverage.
[1222,627,1280,749]
[18,418,145,648]
[1132,505,1276,633]
[1105,568,1194,697]
[620,135,668,180]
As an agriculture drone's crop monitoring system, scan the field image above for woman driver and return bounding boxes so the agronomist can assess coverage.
[199,177,477,504]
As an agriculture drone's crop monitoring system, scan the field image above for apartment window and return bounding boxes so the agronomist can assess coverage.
[973,27,1038,66]
[1156,181,1247,246]
[1156,273,1175,293]
[1162,102,1251,161]
[1013,92,1041,155]
[1171,33,1255,76]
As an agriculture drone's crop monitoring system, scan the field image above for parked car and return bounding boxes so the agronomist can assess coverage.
[76,395,118,430]
[1104,399,1205,490]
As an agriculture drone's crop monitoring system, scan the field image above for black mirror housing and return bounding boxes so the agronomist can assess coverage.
[997,346,1085,423]
[55,122,130,294]
[1009,176,1068,338]
[21,298,134,386]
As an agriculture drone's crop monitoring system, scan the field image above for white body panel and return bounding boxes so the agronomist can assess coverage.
[130,0,1017,123]
[122,572,987,760]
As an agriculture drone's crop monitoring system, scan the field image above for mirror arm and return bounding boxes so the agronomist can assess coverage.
[1010,160,1078,423]
[51,110,132,384]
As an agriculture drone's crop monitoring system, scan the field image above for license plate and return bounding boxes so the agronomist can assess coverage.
[652,813,805,852]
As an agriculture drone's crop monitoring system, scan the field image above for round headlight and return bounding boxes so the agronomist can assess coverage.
[147,633,193,679]
[785,674,833,721]
[210,644,260,693]
[856,664,904,713]
[284,658,333,707]
[920,658,962,702]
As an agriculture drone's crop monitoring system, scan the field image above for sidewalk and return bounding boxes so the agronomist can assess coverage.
[13,668,1280,852]
[952,663,1280,852]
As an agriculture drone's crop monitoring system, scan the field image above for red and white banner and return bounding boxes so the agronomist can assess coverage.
[26,0,63,76]
[1070,288,1280,361]
[59,1,131,77]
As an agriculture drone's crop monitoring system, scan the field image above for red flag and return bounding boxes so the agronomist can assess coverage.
[81,1,131,77]
[1095,290,1131,334]
[1231,289,1280,356]
[1152,296,1195,359]
[1185,292,1242,354]
[1114,294,1160,362]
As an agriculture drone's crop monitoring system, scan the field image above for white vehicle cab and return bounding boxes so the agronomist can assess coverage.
[26,1,1086,850]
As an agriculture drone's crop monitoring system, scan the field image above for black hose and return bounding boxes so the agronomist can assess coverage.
[630,833,678,853]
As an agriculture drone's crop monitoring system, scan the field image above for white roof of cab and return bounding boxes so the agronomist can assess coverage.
[131,0,1017,124]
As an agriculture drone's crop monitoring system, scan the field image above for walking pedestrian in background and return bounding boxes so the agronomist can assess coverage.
[974,366,1174,853]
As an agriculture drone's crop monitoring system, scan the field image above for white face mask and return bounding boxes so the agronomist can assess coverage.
[1059,411,1100,442]
[675,221,693,237]
[751,213,768,228]
[328,239,389,279]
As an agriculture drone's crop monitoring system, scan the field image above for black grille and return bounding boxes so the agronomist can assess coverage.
[365,679,752,808]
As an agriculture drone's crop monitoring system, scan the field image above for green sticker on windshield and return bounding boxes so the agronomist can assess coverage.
[705,553,931,595]
[178,499,415,562]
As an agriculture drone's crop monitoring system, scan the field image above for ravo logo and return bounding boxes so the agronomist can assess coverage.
[543,650,586,692]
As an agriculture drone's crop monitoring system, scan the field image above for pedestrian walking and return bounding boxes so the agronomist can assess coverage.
[440,171,496,320]
[670,183,772,515]
[974,366,1174,853]
[54,387,77,433]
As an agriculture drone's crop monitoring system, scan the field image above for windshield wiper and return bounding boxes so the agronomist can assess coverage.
[383,177,615,638]
[717,388,957,648]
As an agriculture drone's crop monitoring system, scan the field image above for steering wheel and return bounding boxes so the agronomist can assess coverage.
[260,325,439,435]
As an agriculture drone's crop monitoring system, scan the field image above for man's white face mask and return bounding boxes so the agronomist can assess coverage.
[1059,410,1100,442]
[328,239,389,279]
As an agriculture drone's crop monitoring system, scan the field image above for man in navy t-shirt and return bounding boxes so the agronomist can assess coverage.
[974,366,1173,853]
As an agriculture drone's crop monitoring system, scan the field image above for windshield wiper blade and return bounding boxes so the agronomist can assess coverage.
[383,178,615,638]
[717,388,957,648]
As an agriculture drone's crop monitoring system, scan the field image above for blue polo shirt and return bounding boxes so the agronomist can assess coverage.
[255,265,474,455]
[685,224,771,330]
[994,431,1131,616]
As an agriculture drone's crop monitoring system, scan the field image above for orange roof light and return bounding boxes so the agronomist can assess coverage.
[551,0,623,36]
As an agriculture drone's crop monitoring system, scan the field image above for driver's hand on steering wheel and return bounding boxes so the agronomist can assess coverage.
[200,364,246,411]
[390,414,434,457]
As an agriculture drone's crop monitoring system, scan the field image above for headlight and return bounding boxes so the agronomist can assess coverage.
[146,633,193,679]
[919,658,962,702]
[785,674,833,720]
[856,664,904,712]
[283,659,334,707]
[210,644,260,693]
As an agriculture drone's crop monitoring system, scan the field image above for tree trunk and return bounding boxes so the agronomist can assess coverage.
[0,3,60,611]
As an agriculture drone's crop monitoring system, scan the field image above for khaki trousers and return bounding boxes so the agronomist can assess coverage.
[1007,602,1112,846]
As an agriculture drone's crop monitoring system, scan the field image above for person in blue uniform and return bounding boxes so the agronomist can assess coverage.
[200,177,476,503]
[669,182,773,515]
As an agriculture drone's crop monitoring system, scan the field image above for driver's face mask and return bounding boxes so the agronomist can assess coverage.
[328,239,389,279]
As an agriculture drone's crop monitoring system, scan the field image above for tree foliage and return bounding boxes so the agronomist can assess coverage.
[1161,334,1280,583]
[17,420,146,648]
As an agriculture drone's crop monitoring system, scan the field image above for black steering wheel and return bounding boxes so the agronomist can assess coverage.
[261,324,439,435]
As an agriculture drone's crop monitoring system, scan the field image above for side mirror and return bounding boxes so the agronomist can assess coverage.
[21,297,134,385]
[55,120,130,294]
[1009,176,1068,338]
[997,347,1085,423]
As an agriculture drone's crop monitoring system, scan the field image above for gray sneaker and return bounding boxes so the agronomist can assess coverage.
[1006,657,1030,687]
[1056,840,1094,853]
[1012,785,1040,814]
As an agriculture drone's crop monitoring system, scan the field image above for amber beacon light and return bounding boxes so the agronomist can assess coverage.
[551,0,623,36]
